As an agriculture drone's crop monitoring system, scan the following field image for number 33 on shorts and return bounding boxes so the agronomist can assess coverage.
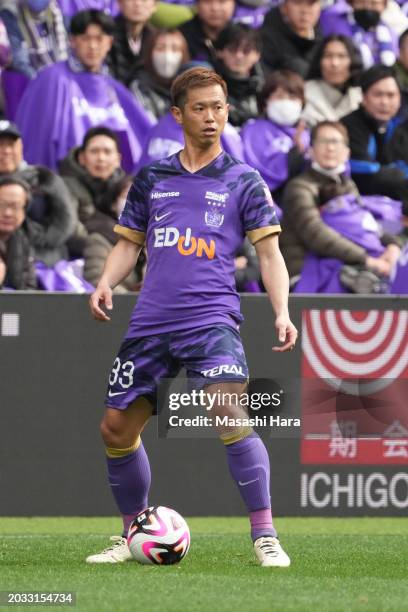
[108,358,135,390]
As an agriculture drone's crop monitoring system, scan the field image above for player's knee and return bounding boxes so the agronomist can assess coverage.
[100,418,129,448]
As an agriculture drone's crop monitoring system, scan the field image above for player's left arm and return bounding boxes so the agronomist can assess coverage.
[254,234,298,352]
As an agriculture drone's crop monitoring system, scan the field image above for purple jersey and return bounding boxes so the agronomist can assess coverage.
[115,151,281,337]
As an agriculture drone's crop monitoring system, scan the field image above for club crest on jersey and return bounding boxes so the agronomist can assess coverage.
[205,209,224,228]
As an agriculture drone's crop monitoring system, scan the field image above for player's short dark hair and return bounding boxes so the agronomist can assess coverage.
[258,70,305,113]
[0,175,31,203]
[70,9,115,36]
[214,23,262,54]
[307,34,363,86]
[171,67,228,108]
[310,120,349,146]
[81,126,120,151]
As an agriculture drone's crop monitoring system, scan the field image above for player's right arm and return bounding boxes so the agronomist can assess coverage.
[89,237,142,322]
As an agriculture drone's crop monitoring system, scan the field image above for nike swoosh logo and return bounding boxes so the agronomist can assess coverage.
[238,478,259,486]
[108,390,127,397]
[155,211,171,222]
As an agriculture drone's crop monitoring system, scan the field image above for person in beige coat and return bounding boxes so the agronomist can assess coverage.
[303,34,363,127]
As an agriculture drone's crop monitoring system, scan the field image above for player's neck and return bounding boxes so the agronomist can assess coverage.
[179,142,223,173]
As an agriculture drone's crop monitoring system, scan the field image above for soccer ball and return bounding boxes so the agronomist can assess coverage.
[127,506,190,565]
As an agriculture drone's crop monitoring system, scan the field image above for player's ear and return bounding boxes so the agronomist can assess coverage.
[171,105,183,125]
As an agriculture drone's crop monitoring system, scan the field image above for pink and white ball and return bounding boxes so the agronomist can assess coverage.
[127,506,190,565]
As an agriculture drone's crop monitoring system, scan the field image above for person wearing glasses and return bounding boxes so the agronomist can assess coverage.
[0,176,37,290]
[280,120,401,289]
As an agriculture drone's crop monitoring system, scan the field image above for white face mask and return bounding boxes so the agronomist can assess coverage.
[311,161,347,176]
[152,51,183,79]
[266,99,302,126]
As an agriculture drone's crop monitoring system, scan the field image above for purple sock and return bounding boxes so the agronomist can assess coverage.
[106,442,151,537]
[225,433,277,540]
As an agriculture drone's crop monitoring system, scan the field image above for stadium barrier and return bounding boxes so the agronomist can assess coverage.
[0,293,407,516]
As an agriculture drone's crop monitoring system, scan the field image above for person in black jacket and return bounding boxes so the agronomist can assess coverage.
[261,0,322,78]
[341,65,408,218]
[0,176,36,290]
[130,28,190,121]
[178,0,235,65]
[213,23,263,128]
[0,120,75,266]
[108,0,157,85]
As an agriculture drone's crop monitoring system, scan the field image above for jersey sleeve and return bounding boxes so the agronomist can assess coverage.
[239,170,281,244]
[114,169,151,245]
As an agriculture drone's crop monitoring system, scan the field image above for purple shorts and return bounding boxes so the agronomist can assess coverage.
[105,324,248,411]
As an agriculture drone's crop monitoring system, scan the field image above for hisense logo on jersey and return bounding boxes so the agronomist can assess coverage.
[154,227,215,259]
[151,191,180,199]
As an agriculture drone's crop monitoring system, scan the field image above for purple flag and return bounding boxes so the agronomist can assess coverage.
[137,111,244,170]
[241,118,309,191]
[15,60,154,172]
[56,0,119,17]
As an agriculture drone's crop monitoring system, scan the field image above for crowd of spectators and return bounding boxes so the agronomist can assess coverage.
[0,0,407,294]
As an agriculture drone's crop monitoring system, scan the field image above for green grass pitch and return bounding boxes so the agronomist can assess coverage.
[1,517,408,612]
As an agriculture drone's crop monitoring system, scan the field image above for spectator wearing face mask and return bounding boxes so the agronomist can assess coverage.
[130,29,189,121]
[303,34,363,127]
[261,0,323,78]
[241,70,309,201]
[0,0,68,78]
[178,0,236,64]
[213,23,263,128]
[320,0,398,69]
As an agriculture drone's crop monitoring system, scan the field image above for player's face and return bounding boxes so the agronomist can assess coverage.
[172,85,229,147]
[78,135,121,180]
[0,185,27,238]
[362,78,401,122]
[0,137,23,174]
[70,25,113,72]
[119,0,157,25]
[311,125,350,169]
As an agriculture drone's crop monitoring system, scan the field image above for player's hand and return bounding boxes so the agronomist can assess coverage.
[89,283,113,322]
[272,314,298,352]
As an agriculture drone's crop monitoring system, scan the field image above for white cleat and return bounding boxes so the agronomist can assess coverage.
[86,536,133,564]
[254,536,291,567]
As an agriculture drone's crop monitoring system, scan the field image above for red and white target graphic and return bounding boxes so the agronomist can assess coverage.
[303,309,408,394]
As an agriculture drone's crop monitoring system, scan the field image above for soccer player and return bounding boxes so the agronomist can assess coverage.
[88,67,298,567]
